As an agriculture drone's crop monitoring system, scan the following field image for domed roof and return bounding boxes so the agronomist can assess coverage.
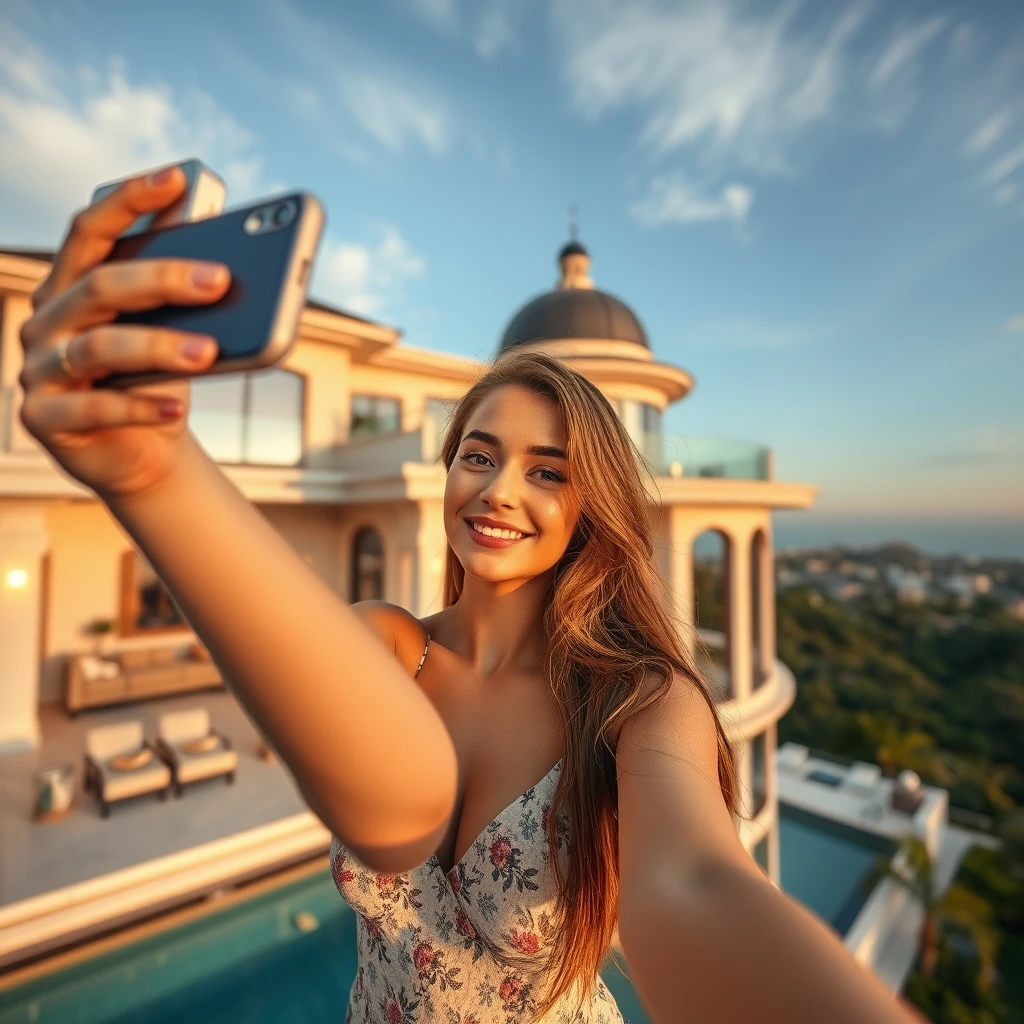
[499,240,650,351]
[499,288,649,350]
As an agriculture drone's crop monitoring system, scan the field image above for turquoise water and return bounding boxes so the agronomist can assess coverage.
[0,868,650,1024]
[779,802,896,934]
[0,807,893,1023]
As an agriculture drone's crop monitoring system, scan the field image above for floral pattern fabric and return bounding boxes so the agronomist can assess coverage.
[331,760,624,1024]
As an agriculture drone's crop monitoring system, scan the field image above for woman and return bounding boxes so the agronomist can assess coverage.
[18,167,922,1023]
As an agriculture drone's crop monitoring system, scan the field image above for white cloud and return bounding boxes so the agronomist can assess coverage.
[314,224,425,317]
[1002,314,1024,333]
[406,0,458,33]
[473,3,518,59]
[340,74,450,153]
[263,0,453,156]
[630,173,752,228]
[868,16,948,92]
[554,0,873,176]
[963,111,1011,157]
[0,20,276,240]
[982,142,1024,185]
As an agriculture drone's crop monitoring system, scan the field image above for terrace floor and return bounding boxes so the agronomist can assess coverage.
[0,694,309,907]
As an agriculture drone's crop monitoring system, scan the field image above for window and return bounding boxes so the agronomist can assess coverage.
[351,394,401,437]
[189,369,303,466]
[351,528,385,602]
[119,549,189,637]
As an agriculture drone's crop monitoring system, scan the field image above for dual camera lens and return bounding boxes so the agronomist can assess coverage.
[244,200,297,235]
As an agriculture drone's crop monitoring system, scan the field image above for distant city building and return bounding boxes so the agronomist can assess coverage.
[805,558,829,574]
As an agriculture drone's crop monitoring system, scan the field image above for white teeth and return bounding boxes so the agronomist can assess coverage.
[471,522,525,540]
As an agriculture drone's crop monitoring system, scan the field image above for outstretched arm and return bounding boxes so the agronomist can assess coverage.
[106,432,457,874]
[615,676,924,1024]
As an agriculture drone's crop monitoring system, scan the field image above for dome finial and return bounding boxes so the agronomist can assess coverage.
[557,208,593,290]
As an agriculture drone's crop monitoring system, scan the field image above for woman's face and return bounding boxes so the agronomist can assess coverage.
[444,385,580,589]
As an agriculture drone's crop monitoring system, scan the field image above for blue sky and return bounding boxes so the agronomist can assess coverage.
[1,0,1022,555]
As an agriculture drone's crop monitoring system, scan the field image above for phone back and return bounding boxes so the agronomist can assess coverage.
[96,192,322,389]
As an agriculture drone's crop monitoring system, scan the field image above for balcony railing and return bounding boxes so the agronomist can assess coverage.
[641,433,773,481]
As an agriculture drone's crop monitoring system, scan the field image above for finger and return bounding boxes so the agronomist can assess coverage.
[19,385,186,439]
[32,165,188,310]
[20,325,219,391]
[25,258,230,347]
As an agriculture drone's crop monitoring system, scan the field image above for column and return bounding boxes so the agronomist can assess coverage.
[415,500,447,616]
[666,506,696,655]
[0,508,49,752]
[728,528,752,702]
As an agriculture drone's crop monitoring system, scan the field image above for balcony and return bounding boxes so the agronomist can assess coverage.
[645,434,773,481]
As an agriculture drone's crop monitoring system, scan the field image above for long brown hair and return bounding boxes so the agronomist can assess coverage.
[440,349,737,1019]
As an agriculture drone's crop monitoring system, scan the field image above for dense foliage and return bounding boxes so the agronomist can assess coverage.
[775,587,1024,1021]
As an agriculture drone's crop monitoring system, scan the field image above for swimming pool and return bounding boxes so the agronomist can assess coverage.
[778,802,896,935]
[0,860,651,1024]
[0,807,894,1023]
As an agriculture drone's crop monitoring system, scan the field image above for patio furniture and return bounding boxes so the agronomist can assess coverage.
[776,743,809,773]
[156,708,237,796]
[83,721,171,817]
[65,641,223,714]
[33,763,76,822]
[844,761,882,796]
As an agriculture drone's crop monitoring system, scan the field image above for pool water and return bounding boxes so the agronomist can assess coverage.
[0,865,651,1024]
[0,807,893,1023]
[779,802,896,935]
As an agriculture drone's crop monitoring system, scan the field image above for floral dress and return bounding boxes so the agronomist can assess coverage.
[330,759,624,1024]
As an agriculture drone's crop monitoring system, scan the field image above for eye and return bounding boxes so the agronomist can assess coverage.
[460,450,493,467]
[535,467,565,484]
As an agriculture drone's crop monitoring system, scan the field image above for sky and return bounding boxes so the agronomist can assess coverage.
[1,0,1022,556]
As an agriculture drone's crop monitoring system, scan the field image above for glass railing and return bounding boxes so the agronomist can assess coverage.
[638,433,773,481]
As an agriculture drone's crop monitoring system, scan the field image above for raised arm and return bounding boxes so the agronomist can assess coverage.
[16,168,456,874]
[615,675,925,1024]
[104,435,456,873]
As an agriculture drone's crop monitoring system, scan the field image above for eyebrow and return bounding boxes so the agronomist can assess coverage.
[461,428,567,460]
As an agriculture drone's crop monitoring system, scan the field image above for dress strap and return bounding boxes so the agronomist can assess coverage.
[414,634,430,678]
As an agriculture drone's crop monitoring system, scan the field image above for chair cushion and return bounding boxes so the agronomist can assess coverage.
[176,747,237,784]
[87,720,144,761]
[97,758,171,802]
[109,747,155,772]
[158,707,211,745]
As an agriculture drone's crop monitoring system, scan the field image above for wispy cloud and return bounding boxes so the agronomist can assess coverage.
[629,173,751,229]
[1002,314,1024,333]
[963,110,1011,157]
[982,142,1024,186]
[868,16,948,92]
[263,0,453,156]
[0,19,278,238]
[924,426,1023,466]
[403,0,520,59]
[314,224,426,317]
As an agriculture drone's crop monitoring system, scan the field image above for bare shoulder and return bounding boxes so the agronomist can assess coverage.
[614,669,719,768]
[351,601,429,679]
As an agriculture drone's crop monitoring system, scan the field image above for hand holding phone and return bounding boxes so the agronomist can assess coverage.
[94,192,324,389]
[16,171,323,505]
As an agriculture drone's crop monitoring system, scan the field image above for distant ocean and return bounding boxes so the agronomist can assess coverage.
[772,513,1024,560]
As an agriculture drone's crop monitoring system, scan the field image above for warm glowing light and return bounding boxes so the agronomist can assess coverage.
[5,568,29,589]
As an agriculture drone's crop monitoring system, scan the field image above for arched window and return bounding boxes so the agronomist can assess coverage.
[351,528,384,602]
[692,529,731,698]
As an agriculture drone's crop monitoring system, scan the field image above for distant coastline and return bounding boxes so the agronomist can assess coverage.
[773,513,1024,560]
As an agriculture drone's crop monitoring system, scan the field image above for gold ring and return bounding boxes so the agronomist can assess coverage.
[58,337,84,381]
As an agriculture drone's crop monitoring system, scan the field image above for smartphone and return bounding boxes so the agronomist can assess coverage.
[93,192,324,390]
[91,159,227,238]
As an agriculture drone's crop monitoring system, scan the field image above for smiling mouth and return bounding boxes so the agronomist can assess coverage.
[466,519,531,541]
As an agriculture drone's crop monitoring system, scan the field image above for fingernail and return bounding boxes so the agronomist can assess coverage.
[192,265,226,289]
[181,338,214,361]
[157,399,184,420]
[148,167,178,186]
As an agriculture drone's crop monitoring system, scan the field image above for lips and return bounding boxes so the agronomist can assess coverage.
[464,517,532,548]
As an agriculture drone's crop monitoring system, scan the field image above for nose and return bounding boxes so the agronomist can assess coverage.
[478,462,520,510]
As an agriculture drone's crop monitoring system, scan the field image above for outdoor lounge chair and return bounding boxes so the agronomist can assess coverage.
[83,720,172,818]
[155,708,237,796]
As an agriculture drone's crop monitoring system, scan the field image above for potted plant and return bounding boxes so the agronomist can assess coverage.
[83,617,117,655]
